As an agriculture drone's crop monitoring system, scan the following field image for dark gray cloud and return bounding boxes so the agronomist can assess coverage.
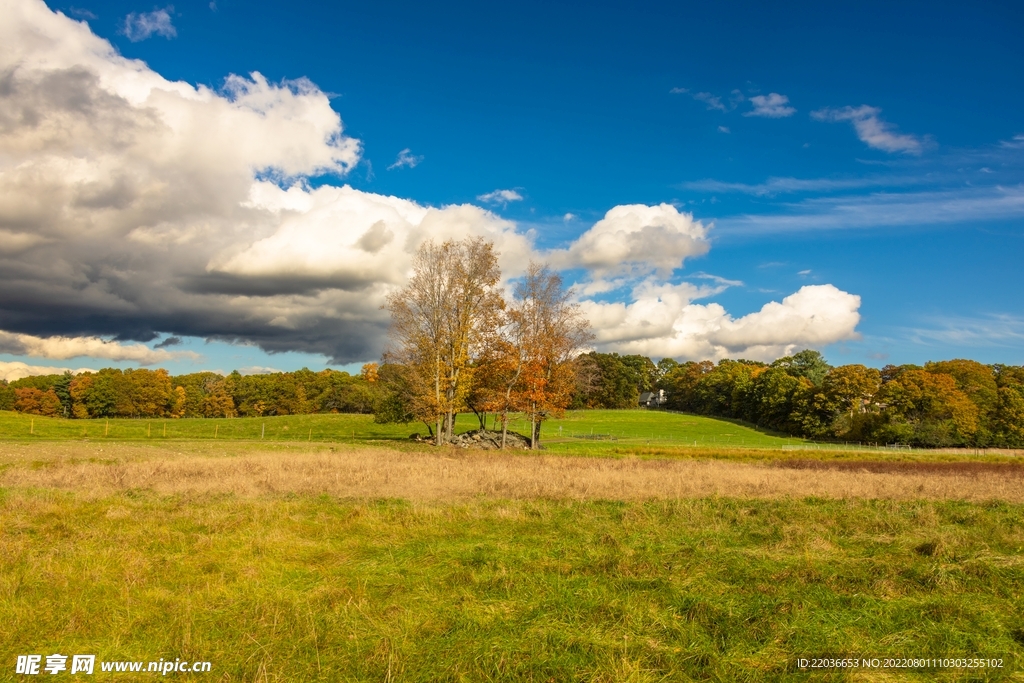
[0,2,376,363]
[153,336,182,348]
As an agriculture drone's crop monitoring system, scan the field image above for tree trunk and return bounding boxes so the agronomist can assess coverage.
[530,402,537,450]
[532,417,541,449]
[500,411,508,450]
[468,401,486,430]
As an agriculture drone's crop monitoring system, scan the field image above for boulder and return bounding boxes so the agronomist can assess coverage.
[447,429,532,450]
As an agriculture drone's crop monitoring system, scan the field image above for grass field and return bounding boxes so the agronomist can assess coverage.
[0,408,801,448]
[1,485,1022,681]
[3,409,1020,464]
[2,411,1023,680]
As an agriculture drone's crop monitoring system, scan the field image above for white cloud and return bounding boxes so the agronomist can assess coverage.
[719,185,1024,234]
[122,6,176,42]
[217,182,535,284]
[681,175,914,196]
[477,189,524,206]
[905,313,1024,347]
[563,213,577,221]
[0,361,95,382]
[718,126,730,133]
[745,92,795,118]
[691,273,743,288]
[547,204,710,278]
[583,284,861,360]
[674,88,745,112]
[692,92,726,111]
[0,0,865,367]
[387,148,422,170]
[237,365,282,375]
[69,7,97,20]
[0,331,198,364]
[811,105,923,154]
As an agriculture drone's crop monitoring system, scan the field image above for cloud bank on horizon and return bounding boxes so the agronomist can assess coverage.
[0,0,861,375]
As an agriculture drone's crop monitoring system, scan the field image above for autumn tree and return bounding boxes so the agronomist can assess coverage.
[824,364,881,419]
[994,365,1024,446]
[876,368,979,446]
[509,263,593,449]
[14,387,61,416]
[470,310,528,443]
[384,237,503,445]
[170,386,187,418]
[361,363,379,384]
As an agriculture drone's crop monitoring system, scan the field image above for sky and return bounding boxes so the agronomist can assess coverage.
[1,0,1023,381]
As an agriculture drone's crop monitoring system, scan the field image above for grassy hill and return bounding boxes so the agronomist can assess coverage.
[0,409,806,450]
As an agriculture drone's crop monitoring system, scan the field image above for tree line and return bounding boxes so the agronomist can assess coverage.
[653,351,1024,448]
[4,348,1023,447]
[0,366,383,420]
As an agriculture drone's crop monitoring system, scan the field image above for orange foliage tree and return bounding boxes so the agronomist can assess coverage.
[508,264,592,449]
[14,387,61,416]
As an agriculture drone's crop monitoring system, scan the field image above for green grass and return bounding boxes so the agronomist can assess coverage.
[1,491,1021,681]
[0,409,806,447]
[6,410,1019,468]
[0,409,414,442]
[522,410,810,451]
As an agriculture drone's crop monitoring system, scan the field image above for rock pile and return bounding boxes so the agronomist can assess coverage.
[409,429,533,449]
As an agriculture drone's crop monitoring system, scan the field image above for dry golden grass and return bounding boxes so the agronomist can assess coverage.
[2,441,1022,502]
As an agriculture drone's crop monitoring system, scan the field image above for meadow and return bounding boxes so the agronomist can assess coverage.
[1,410,1023,681]
[0,408,802,447]
[1,409,1017,463]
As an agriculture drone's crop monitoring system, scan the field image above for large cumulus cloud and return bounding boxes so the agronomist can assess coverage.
[581,283,861,362]
[0,0,862,367]
[548,203,709,278]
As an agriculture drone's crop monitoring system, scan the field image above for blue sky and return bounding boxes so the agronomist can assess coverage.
[0,0,1022,379]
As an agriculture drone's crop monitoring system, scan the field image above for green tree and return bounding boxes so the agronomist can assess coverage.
[695,360,759,419]
[0,382,14,411]
[771,349,832,386]
[746,367,810,433]
[371,363,417,427]
[659,361,713,412]
[52,371,74,418]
